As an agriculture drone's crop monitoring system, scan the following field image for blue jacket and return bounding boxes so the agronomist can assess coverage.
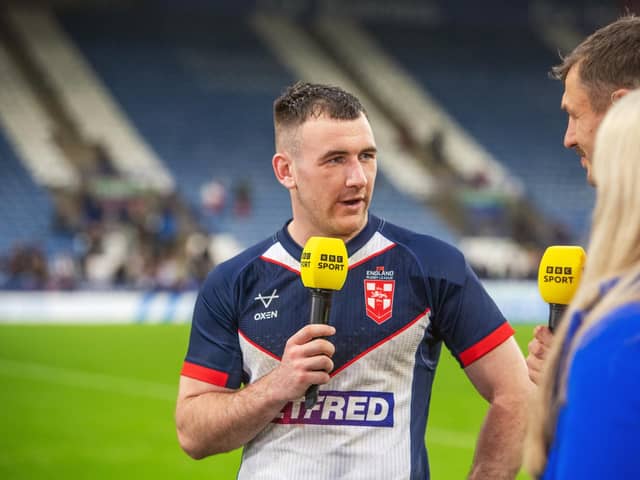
[542,301,640,479]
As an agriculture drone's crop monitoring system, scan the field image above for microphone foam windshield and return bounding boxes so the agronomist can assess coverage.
[300,237,348,290]
[537,245,586,305]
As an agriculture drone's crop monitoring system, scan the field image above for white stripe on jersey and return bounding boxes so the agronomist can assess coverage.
[261,231,394,271]
[349,231,395,267]
[261,242,300,270]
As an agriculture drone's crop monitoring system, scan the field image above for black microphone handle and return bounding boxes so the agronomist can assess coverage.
[304,288,332,409]
[548,303,567,332]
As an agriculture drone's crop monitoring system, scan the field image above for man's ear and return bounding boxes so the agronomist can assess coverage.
[273,152,295,189]
[611,88,631,103]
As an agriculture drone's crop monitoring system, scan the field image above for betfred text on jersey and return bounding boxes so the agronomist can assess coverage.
[274,390,394,427]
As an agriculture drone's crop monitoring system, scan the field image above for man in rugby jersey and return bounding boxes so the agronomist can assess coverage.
[176,82,531,479]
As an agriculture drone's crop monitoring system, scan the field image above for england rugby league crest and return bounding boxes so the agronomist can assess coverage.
[364,266,395,324]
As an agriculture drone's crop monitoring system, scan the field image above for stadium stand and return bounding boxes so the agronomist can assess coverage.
[313,16,519,195]
[8,6,174,193]
[361,18,595,240]
[0,131,55,261]
[56,7,456,246]
[54,7,294,247]
[0,36,77,282]
[0,1,615,289]
[0,41,78,189]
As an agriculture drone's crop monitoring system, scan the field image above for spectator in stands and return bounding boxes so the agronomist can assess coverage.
[526,88,640,479]
[176,82,531,479]
[153,193,180,248]
[527,14,640,385]
[48,252,78,290]
[92,143,117,177]
[80,187,104,228]
[232,178,252,217]
[183,231,215,284]
[200,178,227,216]
[3,244,48,290]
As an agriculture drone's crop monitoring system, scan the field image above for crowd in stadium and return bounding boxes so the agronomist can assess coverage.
[0,175,258,291]
[0,0,611,291]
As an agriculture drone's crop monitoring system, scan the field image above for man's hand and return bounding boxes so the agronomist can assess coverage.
[526,325,554,385]
[176,323,336,458]
[264,324,336,403]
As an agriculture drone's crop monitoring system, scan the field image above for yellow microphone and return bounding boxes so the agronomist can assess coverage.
[537,245,586,331]
[300,236,348,408]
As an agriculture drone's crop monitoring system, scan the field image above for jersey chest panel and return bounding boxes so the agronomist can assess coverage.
[237,249,433,382]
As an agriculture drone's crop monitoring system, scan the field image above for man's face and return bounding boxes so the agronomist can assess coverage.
[561,64,607,186]
[282,113,377,243]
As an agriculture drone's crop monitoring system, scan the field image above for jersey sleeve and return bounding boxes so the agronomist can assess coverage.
[181,264,244,389]
[433,260,514,368]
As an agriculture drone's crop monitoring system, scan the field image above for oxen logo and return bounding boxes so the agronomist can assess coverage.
[254,289,279,308]
[364,280,395,324]
[253,289,279,321]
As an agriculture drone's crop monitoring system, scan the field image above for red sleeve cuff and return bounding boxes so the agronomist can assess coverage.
[459,322,515,367]
[181,361,229,387]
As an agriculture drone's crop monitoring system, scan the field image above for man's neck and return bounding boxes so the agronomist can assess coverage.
[286,219,368,247]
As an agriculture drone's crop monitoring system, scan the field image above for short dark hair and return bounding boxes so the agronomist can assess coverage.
[551,15,640,112]
[274,81,367,129]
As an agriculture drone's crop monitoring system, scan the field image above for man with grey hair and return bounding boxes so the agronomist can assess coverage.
[527,15,640,384]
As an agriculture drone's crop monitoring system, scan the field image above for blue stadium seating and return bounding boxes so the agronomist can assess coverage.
[364,21,595,241]
[0,132,55,255]
[58,8,457,247]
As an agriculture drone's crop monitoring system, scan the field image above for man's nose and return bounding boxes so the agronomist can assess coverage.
[345,158,367,188]
[563,118,577,149]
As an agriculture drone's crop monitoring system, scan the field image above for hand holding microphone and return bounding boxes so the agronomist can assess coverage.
[299,236,348,408]
[537,245,586,331]
[528,245,586,385]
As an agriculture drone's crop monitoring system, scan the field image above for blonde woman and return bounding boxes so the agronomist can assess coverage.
[527,88,640,478]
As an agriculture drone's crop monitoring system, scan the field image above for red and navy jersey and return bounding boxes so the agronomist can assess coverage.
[182,215,513,479]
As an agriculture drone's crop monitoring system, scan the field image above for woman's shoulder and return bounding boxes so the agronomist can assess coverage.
[572,301,640,386]
[581,301,640,350]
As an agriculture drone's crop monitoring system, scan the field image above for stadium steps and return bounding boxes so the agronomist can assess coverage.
[54,8,455,246]
[7,5,174,193]
[313,16,583,251]
[0,40,78,190]
[0,11,101,191]
[363,20,595,241]
[313,16,520,196]
[55,7,295,248]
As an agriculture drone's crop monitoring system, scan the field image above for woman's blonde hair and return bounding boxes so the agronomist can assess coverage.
[526,88,640,476]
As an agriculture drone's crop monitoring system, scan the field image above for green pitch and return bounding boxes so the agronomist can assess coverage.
[0,324,534,479]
